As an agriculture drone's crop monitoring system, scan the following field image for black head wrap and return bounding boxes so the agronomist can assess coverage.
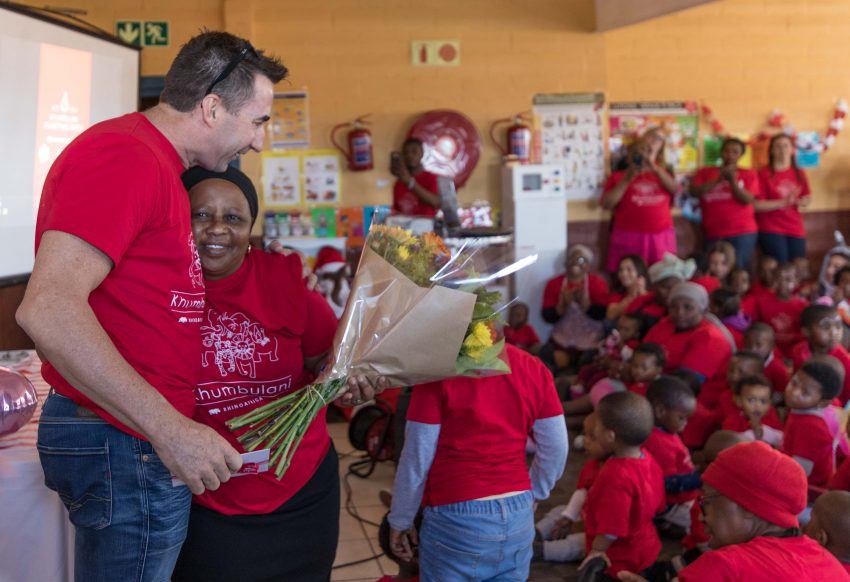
[181,165,259,226]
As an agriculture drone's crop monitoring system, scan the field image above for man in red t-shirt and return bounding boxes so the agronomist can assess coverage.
[391,138,441,216]
[16,33,293,580]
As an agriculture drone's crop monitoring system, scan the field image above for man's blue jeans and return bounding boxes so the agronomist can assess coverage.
[419,491,534,582]
[37,392,191,582]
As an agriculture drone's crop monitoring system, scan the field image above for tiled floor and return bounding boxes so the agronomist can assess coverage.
[329,421,395,582]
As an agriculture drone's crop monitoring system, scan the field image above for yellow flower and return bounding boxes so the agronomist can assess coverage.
[462,322,494,361]
[398,246,410,261]
[473,322,493,347]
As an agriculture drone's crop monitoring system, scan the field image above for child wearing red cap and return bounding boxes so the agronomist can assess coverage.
[782,361,843,487]
[744,323,790,400]
[577,392,666,578]
[806,490,850,575]
[720,375,784,447]
[791,304,850,405]
[643,376,700,539]
[534,413,606,563]
[755,263,808,359]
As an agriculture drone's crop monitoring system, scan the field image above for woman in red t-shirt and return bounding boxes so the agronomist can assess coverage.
[390,138,441,216]
[172,167,384,582]
[755,134,812,263]
[602,129,679,273]
[606,254,651,322]
[690,137,760,268]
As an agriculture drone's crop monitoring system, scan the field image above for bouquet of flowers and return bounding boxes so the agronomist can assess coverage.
[227,223,536,477]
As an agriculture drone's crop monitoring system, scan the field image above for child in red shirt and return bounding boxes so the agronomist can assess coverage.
[503,302,542,354]
[791,304,850,405]
[710,288,750,349]
[806,490,850,575]
[643,376,700,539]
[707,241,735,286]
[577,391,666,578]
[755,262,808,358]
[728,267,758,319]
[721,375,784,447]
[782,361,843,487]
[673,442,848,581]
[534,413,607,563]
[625,342,665,397]
[744,322,790,399]
[751,254,779,299]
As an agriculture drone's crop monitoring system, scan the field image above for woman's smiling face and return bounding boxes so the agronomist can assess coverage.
[189,178,252,280]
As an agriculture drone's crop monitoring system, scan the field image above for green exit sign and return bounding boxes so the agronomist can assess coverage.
[116,20,170,47]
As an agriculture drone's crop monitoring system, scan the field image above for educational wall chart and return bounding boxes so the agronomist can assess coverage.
[609,101,699,176]
[268,90,310,150]
[533,93,606,200]
[261,149,341,207]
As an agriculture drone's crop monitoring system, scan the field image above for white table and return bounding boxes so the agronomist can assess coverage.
[0,351,74,582]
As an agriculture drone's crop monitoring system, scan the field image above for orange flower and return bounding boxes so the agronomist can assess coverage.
[422,231,449,256]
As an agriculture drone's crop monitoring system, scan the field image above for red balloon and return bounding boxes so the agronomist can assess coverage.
[0,367,38,437]
[407,109,482,188]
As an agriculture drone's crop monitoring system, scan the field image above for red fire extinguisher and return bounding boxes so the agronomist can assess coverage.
[331,115,373,171]
[489,114,532,163]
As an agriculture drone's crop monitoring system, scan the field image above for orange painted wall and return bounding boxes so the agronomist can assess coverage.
[16,0,850,226]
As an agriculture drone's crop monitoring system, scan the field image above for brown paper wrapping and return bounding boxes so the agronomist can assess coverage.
[327,245,477,387]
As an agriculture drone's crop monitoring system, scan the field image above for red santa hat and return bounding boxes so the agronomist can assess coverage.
[313,246,347,275]
[702,441,807,528]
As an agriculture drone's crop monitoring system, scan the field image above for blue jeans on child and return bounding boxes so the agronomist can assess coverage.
[37,392,192,582]
[419,491,535,582]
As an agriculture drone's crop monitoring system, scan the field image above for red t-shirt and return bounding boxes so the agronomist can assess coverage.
[584,454,666,576]
[782,410,836,487]
[678,535,849,582]
[35,113,202,437]
[754,293,807,358]
[718,390,784,432]
[504,324,540,349]
[628,382,649,397]
[629,292,667,320]
[643,427,698,504]
[741,293,758,319]
[644,317,733,382]
[392,171,440,216]
[603,170,674,233]
[756,167,811,237]
[192,251,339,515]
[829,456,850,491]
[407,344,563,506]
[692,167,759,239]
[765,350,791,394]
[542,273,610,310]
[692,275,721,295]
[791,342,850,405]
[608,291,655,315]
[577,458,603,491]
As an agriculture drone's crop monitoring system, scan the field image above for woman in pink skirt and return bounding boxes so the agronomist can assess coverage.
[602,129,678,273]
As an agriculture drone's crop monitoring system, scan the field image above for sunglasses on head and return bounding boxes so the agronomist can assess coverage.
[205,43,260,96]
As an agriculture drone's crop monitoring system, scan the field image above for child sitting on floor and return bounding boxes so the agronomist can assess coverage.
[755,262,808,358]
[744,322,790,400]
[504,302,542,354]
[806,490,850,575]
[782,360,843,487]
[534,413,606,564]
[625,342,665,397]
[791,304,850,404]
[707,241,735,287]
[721,374,784,447]
[728,266,757,318]
[710,288,750,349]
[643,376,700,539]
[577,391,666,579]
